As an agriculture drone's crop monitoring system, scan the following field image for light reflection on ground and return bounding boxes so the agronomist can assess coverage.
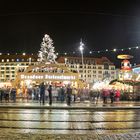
[0,109,139,134]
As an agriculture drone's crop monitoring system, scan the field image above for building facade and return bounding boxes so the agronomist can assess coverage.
[0,53,38,82]
[57,56,116,84]
[0,54,116,85]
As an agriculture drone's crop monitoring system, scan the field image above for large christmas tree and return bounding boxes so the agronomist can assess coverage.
[38,34,57,64]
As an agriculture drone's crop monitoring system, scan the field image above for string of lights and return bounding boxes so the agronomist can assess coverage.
[0,46,139,56]
[57,46,140,55]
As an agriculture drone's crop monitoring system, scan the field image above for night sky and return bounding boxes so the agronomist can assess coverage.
[0,0,140,67]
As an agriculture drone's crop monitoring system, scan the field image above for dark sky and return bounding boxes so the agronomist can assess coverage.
[0,0,140,67]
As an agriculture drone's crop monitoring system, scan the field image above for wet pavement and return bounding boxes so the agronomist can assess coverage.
[0,101,140,109]
[0,105,140,139]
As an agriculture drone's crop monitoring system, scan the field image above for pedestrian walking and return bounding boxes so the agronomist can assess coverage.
[95,90,100,104]
[0,88,3,102]
[48,85,52,105]
[36,86,40,102]
[115,89,121,102]
[60,86,65,102]
[72,88,77,102]
[10,88,16,103]
[40,82,45,105]
[110,89,115,104]
[102,89,109,104]
[66,84,72,106]
[5,88,10,103]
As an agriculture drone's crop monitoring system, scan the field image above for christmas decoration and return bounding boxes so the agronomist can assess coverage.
[60,45,140,55]
[117,54,133,81]
[38,34,57,64]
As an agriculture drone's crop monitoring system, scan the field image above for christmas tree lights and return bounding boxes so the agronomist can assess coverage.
[38,34,57,64]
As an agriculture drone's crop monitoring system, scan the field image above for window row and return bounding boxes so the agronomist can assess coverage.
[70,65,115,70]
[1,58,36,62]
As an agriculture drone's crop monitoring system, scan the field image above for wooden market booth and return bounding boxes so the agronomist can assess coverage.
[13,63,85,93]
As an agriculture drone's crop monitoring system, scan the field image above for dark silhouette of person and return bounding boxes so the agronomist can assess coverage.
[48,85,52,105]
[40,82,45,105]
[110,89,115,104]
[66,85,72,106]
[10,88,16,103]
[60,86,65,102]
[0,88,3,102]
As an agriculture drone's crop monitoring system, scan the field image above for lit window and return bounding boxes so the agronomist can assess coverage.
[12,59,14,62]
[98,66,102,69]
[2,59,4,62]
[7,59,9,62]
[111,67,115,70]
[98,71,102,74]
[17,59,19,62]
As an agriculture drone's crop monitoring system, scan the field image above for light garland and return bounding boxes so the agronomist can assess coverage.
[58,46,140,55]
[0,46,139,56]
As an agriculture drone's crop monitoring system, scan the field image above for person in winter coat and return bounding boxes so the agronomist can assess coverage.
[40,82,45,105]
[110,89,115,103]
[102,89,109,104]
[115,90,121,101]
[48,85,52,105]
[60,86,65,102]
[66,85,72,106]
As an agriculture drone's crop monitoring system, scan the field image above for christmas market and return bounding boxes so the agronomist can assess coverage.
[14,63,85,89]
[13,34,86,97]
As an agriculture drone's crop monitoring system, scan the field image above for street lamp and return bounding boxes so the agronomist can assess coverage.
[79,39,84,80]
[29,57,32,65]
[64,57,67,65]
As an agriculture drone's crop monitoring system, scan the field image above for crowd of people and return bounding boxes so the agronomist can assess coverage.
[0,87,16,103]
[25,83,82,106]
[89,88,121,104]
[0,84,121,105]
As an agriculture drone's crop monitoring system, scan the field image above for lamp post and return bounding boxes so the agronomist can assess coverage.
[64,57,67,65]
[29,57,32,65]
[79,39,84,80]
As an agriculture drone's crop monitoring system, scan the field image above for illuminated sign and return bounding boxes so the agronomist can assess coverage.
[20,74,76,80]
